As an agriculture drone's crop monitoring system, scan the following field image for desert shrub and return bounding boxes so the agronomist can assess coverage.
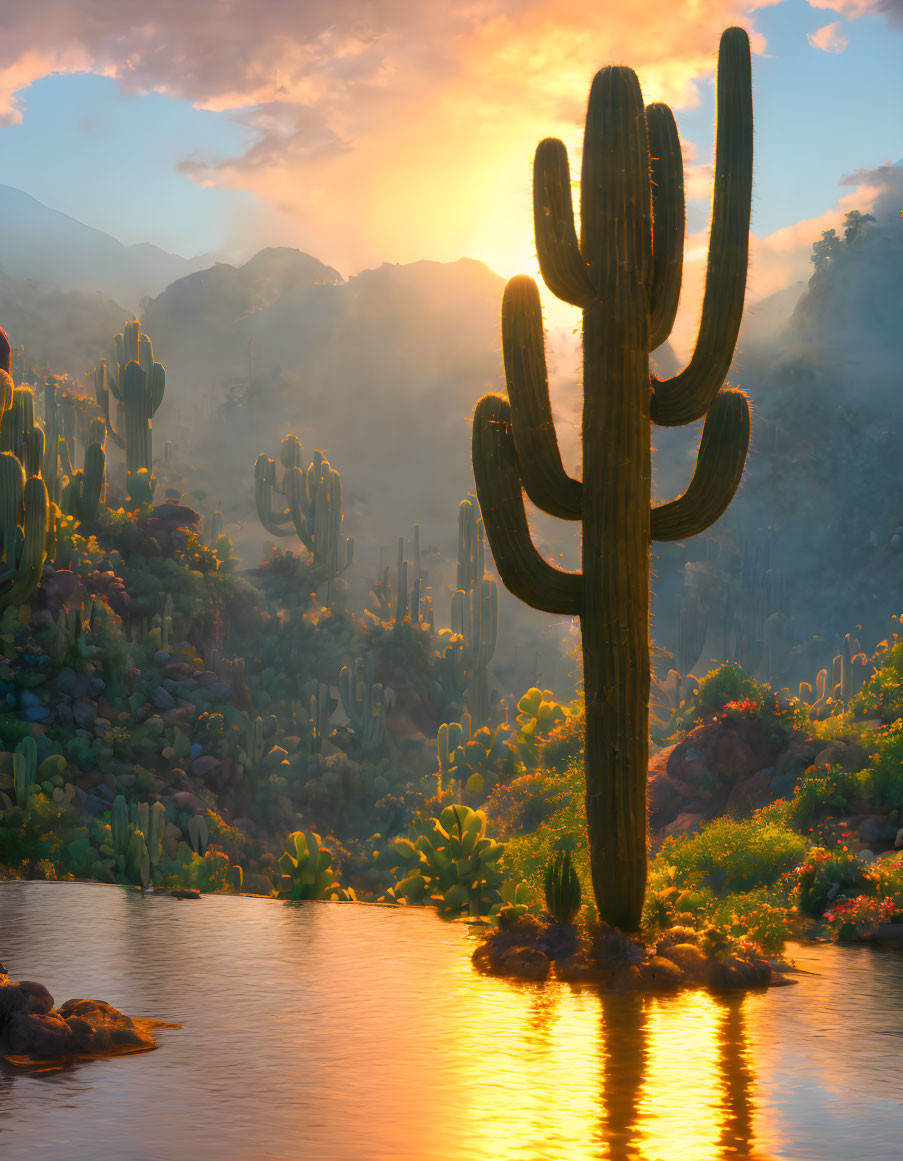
[789,764,862,825]
[853,640,903,722]
[787,845,873,916]
[710,885,793,953]
[674,662,773,732]
[659,809,810,896]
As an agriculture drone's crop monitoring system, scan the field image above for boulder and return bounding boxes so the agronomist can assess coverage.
[4,1011,74,1058]
[0,984,28,1022]
[58,998,155,1053]
[19,981,54,1014]
[496,946,551,980]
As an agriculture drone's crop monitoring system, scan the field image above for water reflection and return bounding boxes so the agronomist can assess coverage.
[1,883,902,1160]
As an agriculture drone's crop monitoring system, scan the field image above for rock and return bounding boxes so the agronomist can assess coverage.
[655,926,700,951]
[54,667,79,695]
[658,942,709,979]
[59,998,155,1054]
[813,740,869,773]
[554,951,606,981]
[191,755,221,779]
[0,984,28,1021]
[171,790,207,811]
[708,955,772,990]
[153,686,176,710]
[659,810,706,840]
[640,956,685,988]
[855,815,899,848]
[153,650,171,665]
[72,699,98,729]
[3,1011,73,1058]
[723,769,776,816]
[496,946,551,980]
[19,981,54,1014]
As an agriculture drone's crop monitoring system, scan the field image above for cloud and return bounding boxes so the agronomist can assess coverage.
[807,21,849,52]
[808,0,903,23]
[0,1,779,274]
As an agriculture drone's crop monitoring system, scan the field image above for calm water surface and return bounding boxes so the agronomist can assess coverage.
[1,881,902,1161]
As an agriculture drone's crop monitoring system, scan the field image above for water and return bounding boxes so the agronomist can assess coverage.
[1,882,902,1161]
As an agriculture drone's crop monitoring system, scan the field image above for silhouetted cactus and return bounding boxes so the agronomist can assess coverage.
[471,29,753,929]
[255,435,354,579]
[451,499,498,726]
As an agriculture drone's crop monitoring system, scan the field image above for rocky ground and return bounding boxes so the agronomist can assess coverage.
[472,916,789,990]
[647,712,901,858]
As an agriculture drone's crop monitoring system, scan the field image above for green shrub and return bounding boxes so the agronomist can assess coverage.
[673,662,772,732]
[659,809,811,896]
[789,765,862,825]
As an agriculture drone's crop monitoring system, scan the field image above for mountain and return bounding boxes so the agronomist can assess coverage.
[0,185,218,310]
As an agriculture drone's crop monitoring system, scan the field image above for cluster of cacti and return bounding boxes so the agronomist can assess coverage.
[436,714,509,798]
[0,330,51,613]
[385,804,506,917]
[110,793,167,887]
[451,499,498,726]
[471,28,753,928]
[278,829,342,899]
[255,435,354,580]
[339,659,393,750]
[60,417,106,523]
[93,319,166,503]
[799,632,872,717]
[544,848,582,925]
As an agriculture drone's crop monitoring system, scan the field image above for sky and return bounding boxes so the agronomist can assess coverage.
[0,0,900,352]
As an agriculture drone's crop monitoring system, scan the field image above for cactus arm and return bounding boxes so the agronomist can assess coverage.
[502,276,582,520]
[650,27,752,426]
[651,386,750,541]
[472,393,581,615]
[94,362,125,449]
[254,454,294,536]
[533,138,596,308]
[646,103,685,350]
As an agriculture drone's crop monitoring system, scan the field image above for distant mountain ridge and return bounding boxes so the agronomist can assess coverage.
[0,185,219,310]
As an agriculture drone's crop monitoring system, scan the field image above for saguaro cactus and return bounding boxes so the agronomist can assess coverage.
[451,499,498,726]
[255,435,355,579]
[0,331,50,612]
[471,29,753,929]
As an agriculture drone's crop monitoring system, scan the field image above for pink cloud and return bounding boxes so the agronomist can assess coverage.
[807,21,849,52]
[0,1,779,274]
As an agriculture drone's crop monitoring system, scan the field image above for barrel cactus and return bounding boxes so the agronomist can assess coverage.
[471,29,753,929]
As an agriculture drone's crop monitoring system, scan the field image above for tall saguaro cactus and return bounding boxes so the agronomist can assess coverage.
[471,29,753,930]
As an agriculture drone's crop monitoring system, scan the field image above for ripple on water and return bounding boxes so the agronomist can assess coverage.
[2,882,903,1161]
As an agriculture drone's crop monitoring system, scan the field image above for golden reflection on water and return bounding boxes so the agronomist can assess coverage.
[450,954,764,1161]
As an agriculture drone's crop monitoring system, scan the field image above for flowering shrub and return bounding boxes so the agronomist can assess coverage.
[787,845,873,916]
[711,885,793,953]
[822,895,897,941]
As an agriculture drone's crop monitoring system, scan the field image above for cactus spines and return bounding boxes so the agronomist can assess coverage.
[471,29,753,930]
